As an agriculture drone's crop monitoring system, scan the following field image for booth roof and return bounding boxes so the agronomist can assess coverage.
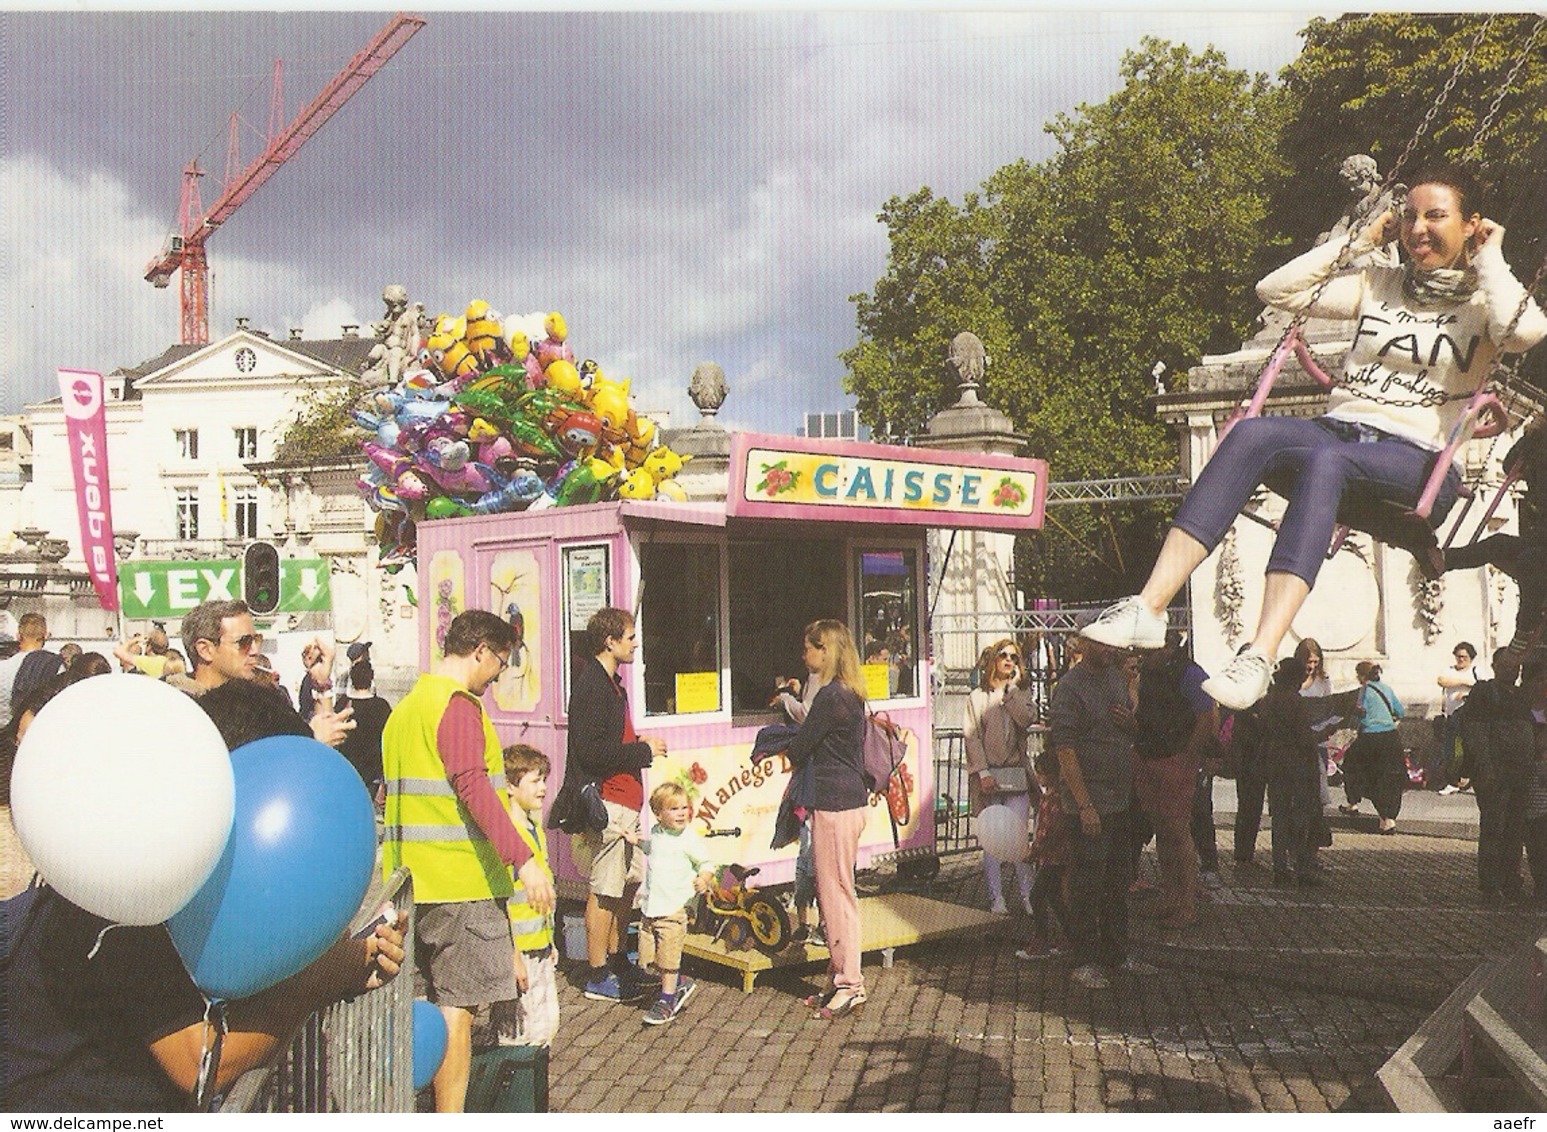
[617,499,727,528]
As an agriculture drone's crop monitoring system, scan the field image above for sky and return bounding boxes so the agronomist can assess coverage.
[0,7,1332,435]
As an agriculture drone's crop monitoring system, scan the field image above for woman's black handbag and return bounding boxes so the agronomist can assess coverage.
[547,774,609,834]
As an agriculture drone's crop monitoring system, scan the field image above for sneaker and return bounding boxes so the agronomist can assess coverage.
[641,996,676,1025]
[1199,871,1223,891]
[989,897,1009,916]
[1116,957,1159,975]
[584,972,646,1003]
[808,925,827,949]
[669,977,698,1017]
[1070,964,1110,989]
[1080,596,1167,650]
[1201,649,1272,711]
[612,960,653,989]
[1437,784,1461,796]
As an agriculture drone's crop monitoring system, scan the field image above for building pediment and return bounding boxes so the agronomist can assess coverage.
[133,331,347,391]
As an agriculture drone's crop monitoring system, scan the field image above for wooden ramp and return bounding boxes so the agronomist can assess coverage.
[682,892,999,993]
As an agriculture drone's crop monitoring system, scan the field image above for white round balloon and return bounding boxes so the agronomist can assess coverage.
[976,803,1030,862]
[12,674,235,925]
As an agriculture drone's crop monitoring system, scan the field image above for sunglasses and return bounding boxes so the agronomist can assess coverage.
[220,633,264,652]
[997,650,1021,661]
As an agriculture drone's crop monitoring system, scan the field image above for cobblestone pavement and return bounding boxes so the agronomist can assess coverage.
[547,820,1544,1112]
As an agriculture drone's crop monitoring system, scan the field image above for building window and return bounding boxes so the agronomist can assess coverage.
[233,486,259,539]
[801,410,858,440]
[175,428,199,460]
[175,489,200,539]
[234,427,258,460]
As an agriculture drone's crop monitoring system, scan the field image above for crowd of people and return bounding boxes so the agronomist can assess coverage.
[972,617,1547,992]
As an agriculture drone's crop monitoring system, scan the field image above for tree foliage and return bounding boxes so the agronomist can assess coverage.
[843,39,1289,599]
[271,383,363,467]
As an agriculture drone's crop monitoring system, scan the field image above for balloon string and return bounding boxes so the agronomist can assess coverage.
[85,922,121,961]
[193,998,229,1112]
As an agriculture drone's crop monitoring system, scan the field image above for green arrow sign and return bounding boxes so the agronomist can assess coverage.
[278,558,331,612]
[117,558,329,618]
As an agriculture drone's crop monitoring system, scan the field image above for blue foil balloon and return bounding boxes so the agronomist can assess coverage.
[168,735,377,1001]
[412,999,449,1090]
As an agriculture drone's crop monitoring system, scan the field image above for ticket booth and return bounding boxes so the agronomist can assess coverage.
[413,432,1048,902]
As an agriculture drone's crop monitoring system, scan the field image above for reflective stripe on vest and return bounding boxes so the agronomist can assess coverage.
[507,812,553,951]
[381,673,514,903]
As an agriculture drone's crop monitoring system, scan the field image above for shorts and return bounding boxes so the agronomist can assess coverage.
[491,946,560,1048]
[1133,751,1198,824]
[413,899,519,1010]
[638,908,689,974]
[570,799,645,899]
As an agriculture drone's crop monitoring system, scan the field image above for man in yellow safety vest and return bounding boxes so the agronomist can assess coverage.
[382,609,555,1112]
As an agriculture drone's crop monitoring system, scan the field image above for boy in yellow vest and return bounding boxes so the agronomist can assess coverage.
[501,744,559,1047]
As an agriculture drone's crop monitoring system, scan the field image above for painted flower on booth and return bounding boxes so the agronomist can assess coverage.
[755,460,800,497]
[990,477,1026,509]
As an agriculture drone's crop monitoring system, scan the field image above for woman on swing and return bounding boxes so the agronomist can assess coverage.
[1084,164,1547,711]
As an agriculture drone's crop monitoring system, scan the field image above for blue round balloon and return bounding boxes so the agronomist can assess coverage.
[412,999,449,1090]
[168,735,377,1001]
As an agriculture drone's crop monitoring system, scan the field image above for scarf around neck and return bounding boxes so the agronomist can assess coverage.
[1403,263,1477,305]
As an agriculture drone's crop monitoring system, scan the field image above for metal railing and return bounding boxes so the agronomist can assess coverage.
[221,868,415,1113]
[932,725,1047,860]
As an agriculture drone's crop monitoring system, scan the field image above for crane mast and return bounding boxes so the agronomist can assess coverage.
[144,12,425,345]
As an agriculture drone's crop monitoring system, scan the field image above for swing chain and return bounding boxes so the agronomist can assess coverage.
[1461,15,1546,165]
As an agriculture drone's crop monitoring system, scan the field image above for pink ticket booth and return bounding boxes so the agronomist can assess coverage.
[413,431,1047,894]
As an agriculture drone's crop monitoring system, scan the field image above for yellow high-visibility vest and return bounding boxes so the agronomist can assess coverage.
[506,812,554,951]
[382,673,513,903]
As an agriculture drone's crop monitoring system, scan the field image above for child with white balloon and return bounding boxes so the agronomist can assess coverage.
[964,639,1037,914]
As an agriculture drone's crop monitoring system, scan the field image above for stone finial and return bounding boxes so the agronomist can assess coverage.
[688,362,728,425]
[946,332,987,407]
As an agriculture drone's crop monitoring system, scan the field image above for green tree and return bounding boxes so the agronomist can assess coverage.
[843,39,1289,600]
[271,383,364,466]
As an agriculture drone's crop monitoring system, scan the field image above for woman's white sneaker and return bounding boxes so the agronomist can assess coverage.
[1201,650,1272,711]
[1080,596,1167,649]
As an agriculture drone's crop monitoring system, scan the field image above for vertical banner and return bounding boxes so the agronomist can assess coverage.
[57,368,119,612]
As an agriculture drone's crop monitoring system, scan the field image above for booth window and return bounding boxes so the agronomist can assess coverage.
[856,548,918,699]
[728,538,845,715]
[639,542,722,716]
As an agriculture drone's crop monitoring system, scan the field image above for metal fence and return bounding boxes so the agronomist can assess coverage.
[221,868,416,1113]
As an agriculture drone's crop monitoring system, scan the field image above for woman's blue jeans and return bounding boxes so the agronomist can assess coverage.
[1173,416,1460,585]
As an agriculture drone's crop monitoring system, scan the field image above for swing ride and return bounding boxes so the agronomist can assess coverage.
[1087,19,1547,708]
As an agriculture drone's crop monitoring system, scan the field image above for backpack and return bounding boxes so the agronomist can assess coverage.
[862,712,908,847]
[862,711,904,794]
[1134,654,1196,761]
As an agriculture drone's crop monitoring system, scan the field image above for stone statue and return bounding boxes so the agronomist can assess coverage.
[1318,154,1403,265]
[688,362,728,420]
[1249,154,1404,346]
[946,331,987,405]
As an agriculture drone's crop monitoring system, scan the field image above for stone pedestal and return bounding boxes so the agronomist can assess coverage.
[915,333,1029,687]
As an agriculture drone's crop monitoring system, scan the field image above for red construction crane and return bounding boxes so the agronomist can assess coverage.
[144,12,426,345]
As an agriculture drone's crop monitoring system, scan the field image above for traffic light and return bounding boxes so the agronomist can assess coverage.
[244,541,281,614]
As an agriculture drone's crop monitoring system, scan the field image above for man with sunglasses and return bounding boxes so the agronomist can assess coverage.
[181,599,354,749]
[382,608,555,1112]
